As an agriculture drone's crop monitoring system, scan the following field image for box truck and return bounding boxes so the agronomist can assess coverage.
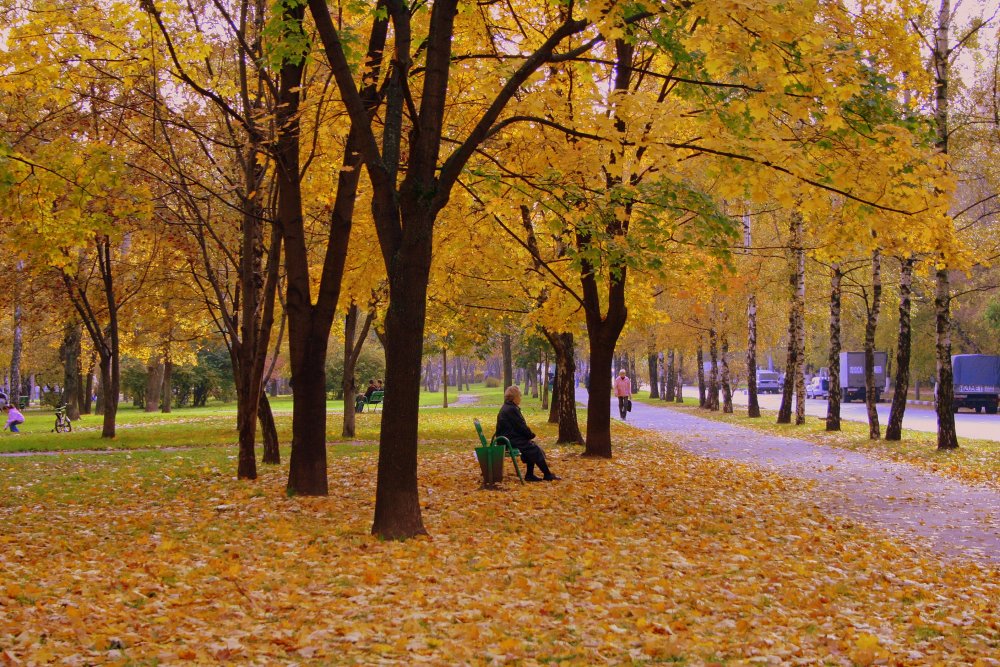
[952,354,1000,414]
[839,351,886,402]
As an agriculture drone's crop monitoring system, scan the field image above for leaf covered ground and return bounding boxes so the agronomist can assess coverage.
[1,430,998,665]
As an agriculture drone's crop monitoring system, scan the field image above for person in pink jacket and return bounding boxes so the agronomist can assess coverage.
[4,404,25,433]
[613,369,632,420]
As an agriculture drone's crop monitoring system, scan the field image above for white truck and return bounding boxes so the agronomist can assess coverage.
[839,351,886,403]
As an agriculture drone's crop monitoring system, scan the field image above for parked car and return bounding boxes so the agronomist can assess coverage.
[806,377,829,399]
[756,370,781,394]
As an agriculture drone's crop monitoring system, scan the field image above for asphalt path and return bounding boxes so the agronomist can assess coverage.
[599,390,1000,563]
[688,386,1000,442]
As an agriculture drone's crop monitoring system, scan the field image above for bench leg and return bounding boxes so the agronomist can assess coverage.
[507,447,524,484]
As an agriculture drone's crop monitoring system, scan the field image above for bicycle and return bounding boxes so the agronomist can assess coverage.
[53,405,72,433]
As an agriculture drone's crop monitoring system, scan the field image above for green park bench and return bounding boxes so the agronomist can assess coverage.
[364,390,384,412]
[473,418,523,485]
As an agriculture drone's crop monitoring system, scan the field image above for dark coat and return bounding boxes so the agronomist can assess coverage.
[495,400,535,449]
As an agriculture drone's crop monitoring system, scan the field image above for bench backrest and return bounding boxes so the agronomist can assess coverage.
[472,418,490,447]
[368,390,384,403]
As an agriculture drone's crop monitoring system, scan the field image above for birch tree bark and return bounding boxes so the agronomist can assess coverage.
[932,0,959,449]
[721,331,733,414]
[826,264,843,431]
[708,327,720,411]
[778,211,804,424]
[886,256,914,440]
[864,250,883,439]
[697,345,706,408]
[665,349,676,401]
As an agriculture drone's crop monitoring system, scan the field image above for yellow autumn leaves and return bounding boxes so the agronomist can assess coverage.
[1,432,997,664]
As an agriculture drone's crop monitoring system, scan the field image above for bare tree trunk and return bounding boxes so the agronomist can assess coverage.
[543,331,583,442]
[664,350,676,401]
[697,345,706,408]
[886,257,914,440]
[778,211,804,425]
[83,355,95,414]
[864,250,882,439]
[502,333,513,390]
[935,268,959,448]
[259,393,280,464]
[826,264,843,431]
[442,347,448,408]
[342,305,359,437]
[931,0,958,450]
[60,321,82,420]
[161,359,173,413]
[721,332,733,414]
[794,242,806,426]
[647,353,659,399]
[10,302,22,410]
[675,352,684,403]
[541,352,550,410]
[145,360,164,413]
[746,293,760,418]
[708,328,720,411]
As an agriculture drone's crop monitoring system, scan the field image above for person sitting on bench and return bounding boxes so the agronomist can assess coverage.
[495,385,559,482]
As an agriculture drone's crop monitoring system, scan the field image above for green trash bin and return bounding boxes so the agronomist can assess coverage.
[475,444,506,486]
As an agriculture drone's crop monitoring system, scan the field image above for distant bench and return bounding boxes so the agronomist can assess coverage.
[364,390,384,412]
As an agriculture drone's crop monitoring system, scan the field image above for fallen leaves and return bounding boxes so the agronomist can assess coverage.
[0,433,998,664]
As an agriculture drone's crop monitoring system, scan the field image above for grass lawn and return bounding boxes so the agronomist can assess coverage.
[635,395,1000,491]
[1,410,997,664]
[1,384,538,454]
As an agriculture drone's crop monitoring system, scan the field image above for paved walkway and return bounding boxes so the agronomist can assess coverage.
[616,395,1000,563]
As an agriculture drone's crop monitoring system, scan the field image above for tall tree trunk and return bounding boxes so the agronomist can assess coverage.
[864,250,883,439]
[934,268,958,448]
[161,359,173,413]
[932,0,958,450]
[502,333,513,389]
[664,350,676,401]
[647,353,659,399]
[442,347,448,408]
[886,257,914,440]
[746,293,760,418]
[541,352,550,410]
[543,331,582,443]
[84,357,95,415]
[826,264,843,431]
[259,393,280,464]
[778,211,804,425]
[697,345,706,408]
[60,321,82,420]
[721,332,733,414]
[145,360,164,413]
[343,306,358,436]
[744,210,760,418]
[675,352,684,403]
[707,327,720,411]
[99,349,119,439]
[10,302,22,410]
[794,239,806,426]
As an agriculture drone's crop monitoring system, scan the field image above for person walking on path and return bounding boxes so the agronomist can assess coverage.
[614,369,632,420]
[495,385,559,481]
[4,404,25,433]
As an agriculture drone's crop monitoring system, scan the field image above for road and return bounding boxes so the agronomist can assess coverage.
[695,386,1000,442]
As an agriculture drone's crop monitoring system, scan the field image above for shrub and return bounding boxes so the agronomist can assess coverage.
[484,376,501,388]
